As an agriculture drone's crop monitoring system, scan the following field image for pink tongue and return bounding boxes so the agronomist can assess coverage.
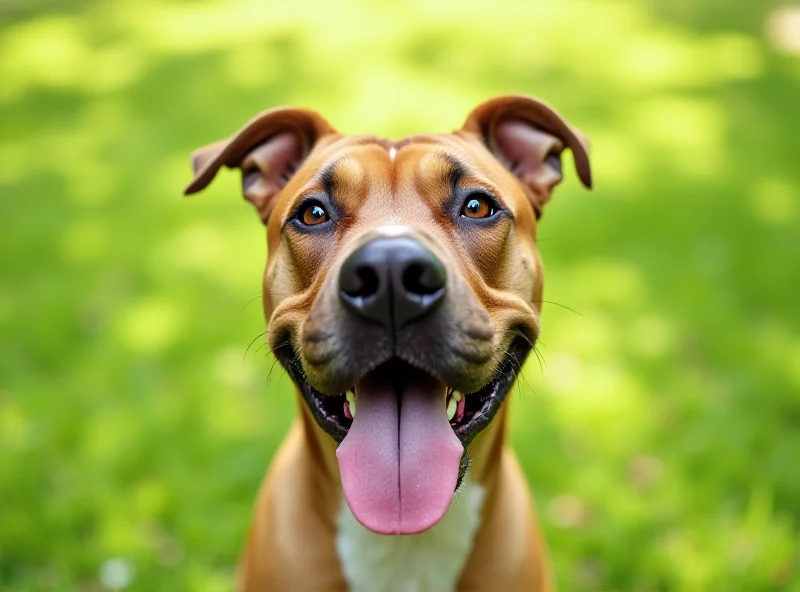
[336,369,464,534]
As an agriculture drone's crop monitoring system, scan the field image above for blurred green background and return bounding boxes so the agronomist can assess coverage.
[2,0,799,590]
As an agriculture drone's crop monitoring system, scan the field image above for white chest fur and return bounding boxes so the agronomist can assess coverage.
[335,483,485,592]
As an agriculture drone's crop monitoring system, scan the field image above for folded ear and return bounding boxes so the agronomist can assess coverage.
[184,107,337,222]
[461,94,592,217]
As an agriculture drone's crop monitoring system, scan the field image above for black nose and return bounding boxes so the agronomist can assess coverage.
[338,237,446,331]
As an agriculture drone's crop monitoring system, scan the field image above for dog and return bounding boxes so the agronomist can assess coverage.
[184,94,592,591]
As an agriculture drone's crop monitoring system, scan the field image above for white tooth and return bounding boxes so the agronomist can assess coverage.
[446,397,457,421]
[452,391,462,402]
[346,391,357,418]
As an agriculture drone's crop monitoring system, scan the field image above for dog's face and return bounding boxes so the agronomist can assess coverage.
[186,95,591,535]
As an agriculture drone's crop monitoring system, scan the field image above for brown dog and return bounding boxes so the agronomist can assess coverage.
[185,94,591,591]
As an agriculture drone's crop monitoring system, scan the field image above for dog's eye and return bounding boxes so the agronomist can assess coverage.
[299,202,330,226]
[461,194,495,219]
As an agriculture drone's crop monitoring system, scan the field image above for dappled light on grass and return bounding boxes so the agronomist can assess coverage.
[1,0,799,590]
[115,297,184,354]
[629,96,727,178]
[767,5,800,55]
[751,177,798,225]
[0,16,145,100]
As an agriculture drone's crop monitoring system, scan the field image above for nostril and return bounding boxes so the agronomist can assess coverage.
[343,266,380,299]
[402,262,445,297]
[338,237,446,328]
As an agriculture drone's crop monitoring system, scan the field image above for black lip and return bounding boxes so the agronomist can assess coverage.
[277,335,532,449]
[453,335,531,447]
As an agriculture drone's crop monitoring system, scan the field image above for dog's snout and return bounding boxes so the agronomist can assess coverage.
[338,237,446,330]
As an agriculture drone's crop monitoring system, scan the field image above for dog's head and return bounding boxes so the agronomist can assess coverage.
[185,95,591,535]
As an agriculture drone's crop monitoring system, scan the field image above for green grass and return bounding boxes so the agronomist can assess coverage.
[1,0,799,590]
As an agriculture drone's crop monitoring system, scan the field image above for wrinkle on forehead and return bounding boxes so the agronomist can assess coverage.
[351,150,457,232]
[305,135,502,226]
[397,145,500,211]
[326,156,369,202]
[296,143,390,207]
[407,150,458,209]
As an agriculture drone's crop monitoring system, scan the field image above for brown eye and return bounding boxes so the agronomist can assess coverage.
[461,194,495,219]
[300,202,329,226]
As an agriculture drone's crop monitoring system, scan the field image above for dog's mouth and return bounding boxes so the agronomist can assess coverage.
[280,336,530,534]
[284,337,528,447]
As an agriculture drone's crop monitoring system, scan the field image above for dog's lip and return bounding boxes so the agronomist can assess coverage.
[278,335,531,448]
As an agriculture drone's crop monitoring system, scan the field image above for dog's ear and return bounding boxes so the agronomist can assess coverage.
[184,107,337,222]
[462,95,592,217]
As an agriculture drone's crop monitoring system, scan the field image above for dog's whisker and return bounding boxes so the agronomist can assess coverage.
[510,354,537,399]
[269,340,293,355]
[278,354,302,387]
[489,338,539,400]
[252,341,292,383]
[531,300,584,316]
[240,293,264,312]
[504,328,536,350]
[254,341,271,357]
[266,356,285,386]
[532,346,546,380]
[244,330,269,361]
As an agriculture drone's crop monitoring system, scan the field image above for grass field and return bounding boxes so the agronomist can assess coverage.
[1,0,799,590]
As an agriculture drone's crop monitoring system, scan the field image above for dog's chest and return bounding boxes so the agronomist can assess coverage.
[335,483,485,592]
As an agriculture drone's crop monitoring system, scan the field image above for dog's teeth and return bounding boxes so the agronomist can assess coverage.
[446,397,457,421]
[346,391,357,419]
